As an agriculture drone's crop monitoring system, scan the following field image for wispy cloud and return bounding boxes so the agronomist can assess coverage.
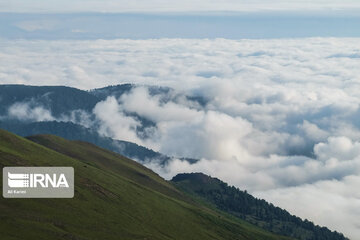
[7,102,54,122]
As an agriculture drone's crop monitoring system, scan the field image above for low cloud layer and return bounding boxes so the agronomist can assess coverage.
[1,38,360,238]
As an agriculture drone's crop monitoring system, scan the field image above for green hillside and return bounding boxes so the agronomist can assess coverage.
[0,129,291,240]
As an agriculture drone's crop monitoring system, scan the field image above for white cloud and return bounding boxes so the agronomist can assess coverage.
[120,87,202,123]
[157,110,253,160]
[97,87,254,160]
[7,102,54,122]
[92,96,141,144]
[255,176,360,240]
[314,136,360,161]
[59,109,93,128]
[299,120,329,142]
[1,37,360,238]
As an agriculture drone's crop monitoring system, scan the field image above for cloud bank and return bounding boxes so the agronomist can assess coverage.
[1,38,360,238]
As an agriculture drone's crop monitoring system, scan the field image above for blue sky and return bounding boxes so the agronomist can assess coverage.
[1,0,360,39]
[1,0,360,13]
[1,12,360,39]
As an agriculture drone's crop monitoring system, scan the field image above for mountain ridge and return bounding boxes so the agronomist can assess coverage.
[171,172,348,240]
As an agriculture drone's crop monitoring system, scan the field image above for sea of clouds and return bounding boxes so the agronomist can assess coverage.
[1,38,360,238]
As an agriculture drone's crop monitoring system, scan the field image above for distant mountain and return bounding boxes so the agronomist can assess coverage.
[0,120,172,165]
[91,84,171,101]
[0,84,206,161]
[0,84,207,117]
[0,129,291,240]
[0,84,207,164]
[0,84,100,118]
[172,173,348,240]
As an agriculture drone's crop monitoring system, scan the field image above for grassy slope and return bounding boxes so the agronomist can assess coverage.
[0,129,291,240]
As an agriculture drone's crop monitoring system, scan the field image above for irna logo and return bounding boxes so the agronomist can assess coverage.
[8,172,69,188]
[3,167,74,198]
